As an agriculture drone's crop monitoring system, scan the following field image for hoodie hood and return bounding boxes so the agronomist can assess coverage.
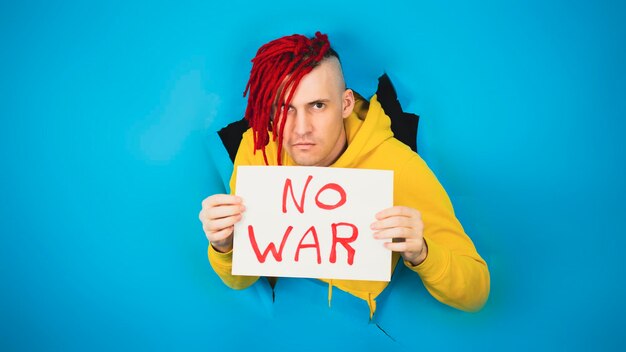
[331,93,394,168]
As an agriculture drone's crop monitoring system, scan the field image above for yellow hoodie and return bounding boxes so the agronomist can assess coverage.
[208,94,490,317]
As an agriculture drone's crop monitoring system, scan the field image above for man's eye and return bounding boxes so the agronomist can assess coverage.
[313,102,325,109]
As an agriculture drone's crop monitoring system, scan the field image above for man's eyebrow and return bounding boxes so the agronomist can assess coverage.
[308,99,330,105]
[274,98,330,109]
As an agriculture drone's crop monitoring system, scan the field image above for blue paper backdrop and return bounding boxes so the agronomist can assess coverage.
[2,0,625,350]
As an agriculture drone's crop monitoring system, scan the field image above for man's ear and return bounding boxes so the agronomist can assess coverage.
[342,89,355,118]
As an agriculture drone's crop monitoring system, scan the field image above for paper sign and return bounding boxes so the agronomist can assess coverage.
[232,166,393,281]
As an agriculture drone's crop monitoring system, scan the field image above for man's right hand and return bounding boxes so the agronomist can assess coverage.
[199,194,245,253]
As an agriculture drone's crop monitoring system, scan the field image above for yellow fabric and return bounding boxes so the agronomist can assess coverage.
[208,94,490,315]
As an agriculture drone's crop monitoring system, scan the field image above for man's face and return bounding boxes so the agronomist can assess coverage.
[275,58,355,167]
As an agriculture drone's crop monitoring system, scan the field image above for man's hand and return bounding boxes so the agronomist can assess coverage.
[199,194,245,253]
[371,206,428,266]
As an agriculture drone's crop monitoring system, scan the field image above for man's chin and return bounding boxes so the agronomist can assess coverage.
[293,159,319,166]
[289,153,320,166]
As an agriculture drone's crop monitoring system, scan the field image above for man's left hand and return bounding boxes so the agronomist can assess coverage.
[371,206,428,266]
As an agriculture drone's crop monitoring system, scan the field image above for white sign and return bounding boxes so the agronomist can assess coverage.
[232,166,393,281]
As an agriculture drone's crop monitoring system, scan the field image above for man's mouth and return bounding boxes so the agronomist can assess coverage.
[292,142,315,150]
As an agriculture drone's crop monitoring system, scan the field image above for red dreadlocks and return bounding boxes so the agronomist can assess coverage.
[243,32,332,165]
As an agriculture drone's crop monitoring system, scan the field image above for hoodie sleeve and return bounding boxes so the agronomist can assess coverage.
[208,245,260,289]
[207,131,261,290]
[395,152,490,311]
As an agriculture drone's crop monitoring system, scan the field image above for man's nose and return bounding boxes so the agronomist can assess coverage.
[292,110,312,136]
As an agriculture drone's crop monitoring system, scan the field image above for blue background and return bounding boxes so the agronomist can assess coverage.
[2,0,625,350]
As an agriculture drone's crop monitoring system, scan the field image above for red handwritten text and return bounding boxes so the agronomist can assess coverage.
[247,176,358,265]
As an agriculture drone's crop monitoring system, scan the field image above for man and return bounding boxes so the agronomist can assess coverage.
[199,32,489,317]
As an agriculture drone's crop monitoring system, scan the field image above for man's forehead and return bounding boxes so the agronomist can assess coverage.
[273,59,344,105]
